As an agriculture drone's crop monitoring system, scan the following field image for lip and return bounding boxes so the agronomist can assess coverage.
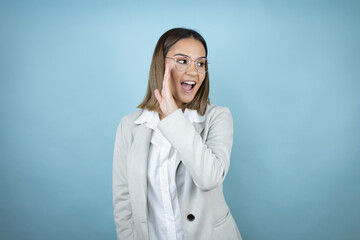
[180,80,197,93]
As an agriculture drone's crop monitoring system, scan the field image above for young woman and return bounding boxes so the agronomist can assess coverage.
[113,28,242,240]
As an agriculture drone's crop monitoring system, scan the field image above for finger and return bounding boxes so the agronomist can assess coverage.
[154,89,162,103]
[163,64,170,85]
[163,64,171,96]
[164,63,170,79]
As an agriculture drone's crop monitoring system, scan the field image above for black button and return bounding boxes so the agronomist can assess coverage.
[187,214,195,221]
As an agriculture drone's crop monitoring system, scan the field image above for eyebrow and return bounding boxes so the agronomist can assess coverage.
[174,53,207,59]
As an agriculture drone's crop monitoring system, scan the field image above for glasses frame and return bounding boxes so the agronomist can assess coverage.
[165,56,209,74]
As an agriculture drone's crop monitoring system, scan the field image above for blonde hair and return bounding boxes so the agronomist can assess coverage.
[137,28,210,115]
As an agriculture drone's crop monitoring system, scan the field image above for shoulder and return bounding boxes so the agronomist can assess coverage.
[204,104,232,120]
[115,109,143,135]
[114,109,144,146]
[118,109,143,127]
[202,104,233,137]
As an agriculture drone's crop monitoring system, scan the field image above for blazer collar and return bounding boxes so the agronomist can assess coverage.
[135,108,205,126]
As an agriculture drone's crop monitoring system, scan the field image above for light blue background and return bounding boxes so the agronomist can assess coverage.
[1,0,359,239]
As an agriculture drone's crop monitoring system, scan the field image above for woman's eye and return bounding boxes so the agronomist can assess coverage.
[177,58,188,64]
[197,61,206,67]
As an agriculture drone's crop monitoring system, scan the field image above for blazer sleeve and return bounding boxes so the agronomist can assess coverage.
[112,118,134,239]
[157,107,234,191]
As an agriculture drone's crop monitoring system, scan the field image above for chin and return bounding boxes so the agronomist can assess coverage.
[174,89,198,105]
[180,95,195,104]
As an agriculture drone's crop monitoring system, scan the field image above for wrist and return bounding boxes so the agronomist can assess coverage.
[161,108,180,120]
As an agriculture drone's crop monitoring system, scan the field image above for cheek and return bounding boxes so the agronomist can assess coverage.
[170,70,181,88]
[198,75,206,87]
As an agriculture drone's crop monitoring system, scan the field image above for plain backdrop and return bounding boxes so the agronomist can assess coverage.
[1,0,359,239]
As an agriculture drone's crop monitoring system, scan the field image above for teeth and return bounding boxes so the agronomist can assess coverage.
[183,81,195,85]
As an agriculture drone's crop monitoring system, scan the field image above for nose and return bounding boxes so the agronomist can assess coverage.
[186,61,198,75]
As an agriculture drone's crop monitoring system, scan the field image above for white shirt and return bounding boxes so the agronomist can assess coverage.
[134,109,205,240]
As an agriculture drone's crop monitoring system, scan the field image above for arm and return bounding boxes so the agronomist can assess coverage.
[112,119,134,239]
[158,107,234,191]
[154,64,233,191]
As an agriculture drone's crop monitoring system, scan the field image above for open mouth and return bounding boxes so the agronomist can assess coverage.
[181,81,196,92]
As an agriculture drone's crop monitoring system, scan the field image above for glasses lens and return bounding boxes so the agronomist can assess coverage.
[195,58,207,73]
[175,56,190,72]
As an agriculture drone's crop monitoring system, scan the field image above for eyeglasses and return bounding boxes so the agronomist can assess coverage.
[165,56,209,74]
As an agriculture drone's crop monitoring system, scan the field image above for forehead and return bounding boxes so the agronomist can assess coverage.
[167,38,206,58]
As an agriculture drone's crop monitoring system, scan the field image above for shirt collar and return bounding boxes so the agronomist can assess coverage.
[134,109,159,130]
[134,108,205,128]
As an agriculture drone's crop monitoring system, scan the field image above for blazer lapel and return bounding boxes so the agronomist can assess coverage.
[127,124,152,223]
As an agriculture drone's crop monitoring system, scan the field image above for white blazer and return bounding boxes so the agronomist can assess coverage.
[112,104,242,240]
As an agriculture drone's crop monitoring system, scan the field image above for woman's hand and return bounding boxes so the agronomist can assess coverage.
[154,64,179,118]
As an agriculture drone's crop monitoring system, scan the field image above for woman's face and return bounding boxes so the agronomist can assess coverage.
[165,38,206,108]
